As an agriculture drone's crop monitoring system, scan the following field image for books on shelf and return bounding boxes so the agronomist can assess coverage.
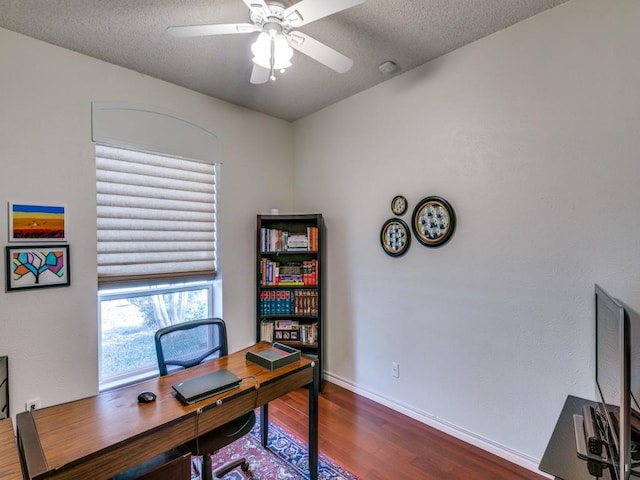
[294,290,318,315]
[261,321,274,342]
[260,227,319,253]
[259,290,292,315]
[246,343,301,370]
[301,324,317,345]
[302,260,318,285]
[259,289,318,316]
[274,319,299,342]
[307,226,318,252]
[297,323,318,345]
[261,320,318,346]
[261,259,317,286]
[276,262,304,285]
[286,234,308,250]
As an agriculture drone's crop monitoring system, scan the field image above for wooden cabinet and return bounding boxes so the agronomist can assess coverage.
[256,214,324,386]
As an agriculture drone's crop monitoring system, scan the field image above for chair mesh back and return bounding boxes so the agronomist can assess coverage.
[155,319,228,376]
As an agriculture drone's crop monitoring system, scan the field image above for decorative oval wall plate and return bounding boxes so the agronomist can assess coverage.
[380,218,411,257]
[390,195,407,216]
[411,196,456,247]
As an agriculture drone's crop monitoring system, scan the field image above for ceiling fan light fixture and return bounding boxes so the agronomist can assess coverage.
[263,20,281,36]
[273,34,293,67]
[251,31,293,72]
[251,32,271,67]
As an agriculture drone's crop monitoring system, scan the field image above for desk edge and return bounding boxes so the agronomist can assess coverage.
[16,411,48,479]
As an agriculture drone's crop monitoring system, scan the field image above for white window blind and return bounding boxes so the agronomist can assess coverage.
[96,145,216,285]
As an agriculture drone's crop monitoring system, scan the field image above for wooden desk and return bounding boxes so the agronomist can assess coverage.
[16,342,319,480]
[0,417,23,480]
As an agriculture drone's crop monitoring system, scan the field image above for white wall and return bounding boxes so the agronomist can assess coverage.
[0,28,293,416]
[292,0,640,469]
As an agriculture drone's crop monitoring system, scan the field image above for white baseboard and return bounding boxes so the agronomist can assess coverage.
[324,372,553,479]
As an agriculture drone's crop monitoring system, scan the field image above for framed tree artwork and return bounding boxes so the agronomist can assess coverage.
[5,245,70,291]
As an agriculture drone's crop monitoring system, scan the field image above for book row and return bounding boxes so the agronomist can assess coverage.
[259,289,318,316]
[260,259,318,286]
[260,320,318,346]
[260,226,319,252]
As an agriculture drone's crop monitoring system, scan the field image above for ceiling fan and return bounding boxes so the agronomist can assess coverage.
[168,0,365,84]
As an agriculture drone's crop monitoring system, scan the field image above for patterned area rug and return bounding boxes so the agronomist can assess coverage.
[192,417,360,480]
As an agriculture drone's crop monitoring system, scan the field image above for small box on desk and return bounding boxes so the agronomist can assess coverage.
[246,343,301,370]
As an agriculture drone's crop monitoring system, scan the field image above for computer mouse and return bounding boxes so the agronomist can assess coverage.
[137,391,156,404]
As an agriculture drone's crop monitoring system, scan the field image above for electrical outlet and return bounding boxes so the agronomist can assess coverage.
[391,362,400,378]
[25,398,41,412]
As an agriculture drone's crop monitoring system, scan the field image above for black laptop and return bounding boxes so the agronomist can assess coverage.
[172,369,241,405]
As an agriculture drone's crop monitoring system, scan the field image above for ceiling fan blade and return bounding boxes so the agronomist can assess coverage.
[287,31,353,73]
[250,64,270,84]
[242,0,271,19]
[283,0,365,27]
[167,23,257,38]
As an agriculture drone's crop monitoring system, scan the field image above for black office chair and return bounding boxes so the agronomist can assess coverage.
[155,318,255,480]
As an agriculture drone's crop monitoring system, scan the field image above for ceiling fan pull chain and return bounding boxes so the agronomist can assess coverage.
[269,36,276,81]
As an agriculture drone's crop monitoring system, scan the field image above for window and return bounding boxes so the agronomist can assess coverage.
[98,281,213,389]
[96,145,217,389]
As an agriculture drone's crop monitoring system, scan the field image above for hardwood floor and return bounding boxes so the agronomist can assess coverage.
[268,381,548,480]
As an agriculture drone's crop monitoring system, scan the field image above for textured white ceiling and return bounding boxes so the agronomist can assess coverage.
[0,0,569,121]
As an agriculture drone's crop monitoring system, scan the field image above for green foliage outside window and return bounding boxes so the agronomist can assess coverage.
[100,287,210,381]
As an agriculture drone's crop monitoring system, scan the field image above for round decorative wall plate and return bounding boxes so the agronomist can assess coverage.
[380,218,411,257]
[411,196,456,247]
[390,195,407,216]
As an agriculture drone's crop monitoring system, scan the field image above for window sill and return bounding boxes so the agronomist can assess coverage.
[99,369,159,393]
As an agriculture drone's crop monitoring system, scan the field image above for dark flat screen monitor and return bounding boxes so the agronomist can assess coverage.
[595,284,632,479]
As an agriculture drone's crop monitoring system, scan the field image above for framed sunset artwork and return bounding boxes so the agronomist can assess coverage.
[8,203,66,242]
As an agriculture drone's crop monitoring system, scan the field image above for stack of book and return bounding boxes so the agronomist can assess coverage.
[278,262,304,285]
[307,227,319,252]
[299,324,318,345]
[260,228,285,252]
[293,290,318,315]
[286,234,309,251]
[259,289,319,315]
[260,290,292,315]
[261,260,317,286]
[302,260,318,286]
[260,258,280,286]
[260,321,274,342]
[260,227,318,252]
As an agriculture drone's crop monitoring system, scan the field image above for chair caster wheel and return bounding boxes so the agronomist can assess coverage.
[241,462,250,472]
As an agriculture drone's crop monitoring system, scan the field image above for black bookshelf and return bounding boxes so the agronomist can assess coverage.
[256,214,324,387]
